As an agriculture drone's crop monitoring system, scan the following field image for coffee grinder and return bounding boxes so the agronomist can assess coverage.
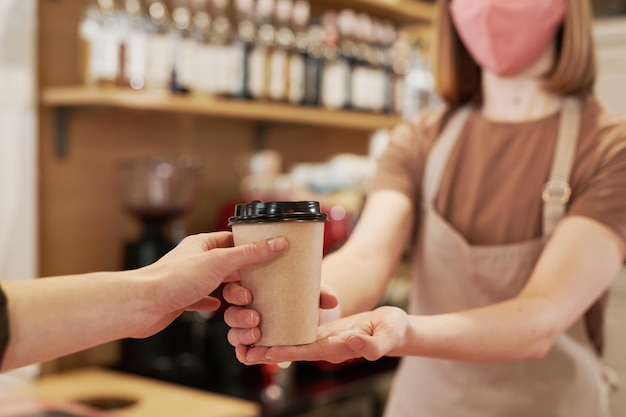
[121,155,204,269]
[118,155,208,385]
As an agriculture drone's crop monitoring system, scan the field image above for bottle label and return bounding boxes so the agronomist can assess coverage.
[177,37,197,90]
[393,76,405,116]
[94,25,120,82]
[351,66,369,110]
[195,43,215,94]
[288,54,305,103]
[226,42,246,96]
[269,49,288,101]
[145,33,175,90]
[125,30,146,86]
[321,59,349,109]
[248,47,267,99]
[369,69,386,112]
[213,44,232,94]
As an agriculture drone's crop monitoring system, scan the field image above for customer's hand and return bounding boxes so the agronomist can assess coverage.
[135,232,288,338]
[227,305,408,366]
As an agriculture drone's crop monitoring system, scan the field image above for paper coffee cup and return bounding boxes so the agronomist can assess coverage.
[229,201,328,346]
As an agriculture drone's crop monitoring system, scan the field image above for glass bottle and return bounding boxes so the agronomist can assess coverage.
[171,0,193,93]
[232,0,257,99]
[268,0,294,102]
[144,0,175,91]
[303,18,324,106]
[77,0,101,86]
[320,10,350,110]
[391,31,410,116]
[350,13,372,111]
[367,19,387,113]
[380,21,399,114]
[84,0,121,86]
[247,0,276,101]
[403,41,437,120]
[337,8,357,109]
[189,0,212,95]
[119,0,148,90]
[286,0,309,105]
[209,0,236,96]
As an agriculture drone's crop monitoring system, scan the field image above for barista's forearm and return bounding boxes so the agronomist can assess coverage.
[1,272,153,371]
[394,296,559,362]
[322,246,396,318]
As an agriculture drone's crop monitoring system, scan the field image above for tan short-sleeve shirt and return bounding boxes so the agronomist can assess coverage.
[373,97,626,248]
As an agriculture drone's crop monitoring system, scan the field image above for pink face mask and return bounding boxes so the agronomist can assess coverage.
[449,0,567,76]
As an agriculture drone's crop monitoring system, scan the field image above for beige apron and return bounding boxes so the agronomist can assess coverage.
[384,98,610,417]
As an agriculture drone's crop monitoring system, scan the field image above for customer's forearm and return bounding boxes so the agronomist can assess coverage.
[1,271,153,371]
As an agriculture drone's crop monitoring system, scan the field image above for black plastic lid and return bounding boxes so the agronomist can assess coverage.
[228,201,328,225]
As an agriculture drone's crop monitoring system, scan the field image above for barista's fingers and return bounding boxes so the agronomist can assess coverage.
[319,285,339,309]
[222,282,253,306]
[245,346,273,363]
[235,345,251,364]
[345,334,389,361]
[228,327,261,347]
[235,345,275,365]
[223,306,260,329]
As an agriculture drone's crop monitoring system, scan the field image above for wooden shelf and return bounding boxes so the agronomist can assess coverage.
[41,86,402,131]
[41,86,402,158]
[314,0,435,24]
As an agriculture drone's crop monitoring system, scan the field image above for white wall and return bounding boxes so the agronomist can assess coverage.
[0,0,38,385]
[593,16,626,417]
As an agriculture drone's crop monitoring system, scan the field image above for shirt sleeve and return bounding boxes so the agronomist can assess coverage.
[0,284,9,366]
[569,121,626,249]
[370,108,445,206]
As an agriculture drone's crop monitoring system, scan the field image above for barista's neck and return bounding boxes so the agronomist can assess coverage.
[480,41,562,122]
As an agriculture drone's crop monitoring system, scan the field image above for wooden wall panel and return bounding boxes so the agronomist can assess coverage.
[38,0,370,370]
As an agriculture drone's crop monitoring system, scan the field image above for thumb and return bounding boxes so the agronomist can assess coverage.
[209,236,288,278]
[345,330,396,362]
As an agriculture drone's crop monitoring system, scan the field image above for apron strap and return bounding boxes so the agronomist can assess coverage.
[542,97,582,236]
[423,106,472,203]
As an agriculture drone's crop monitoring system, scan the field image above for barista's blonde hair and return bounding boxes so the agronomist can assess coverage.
[433,0,597,107]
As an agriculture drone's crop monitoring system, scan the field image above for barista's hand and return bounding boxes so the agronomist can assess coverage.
[222,284,339,348]
[231,306,408,365]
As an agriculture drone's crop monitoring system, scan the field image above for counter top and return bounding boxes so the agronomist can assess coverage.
[15,367,260,417]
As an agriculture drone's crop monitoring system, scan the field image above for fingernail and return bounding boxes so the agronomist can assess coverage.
[239,290,250,305]
[246,311,257,327]
[268,237,287,252]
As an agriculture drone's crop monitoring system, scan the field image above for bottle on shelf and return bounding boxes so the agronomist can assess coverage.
[78,0,122,86]
[171,0,194,92]
[367,19,388,113]
[119,0,148,90]
[77,0,100,86]
[268,0,294,102]
[303,17,324,106]
[247,0,276,101]
[232,0,257,99]
[390,31,409,116]
[336,8,358,109]
[319,10,350,110]
[402,41,437,120]
[188,0,213,95]
[380,21,400,114]
[349,12,372,111]
[286,0,309,105]
[144,0,175,91]
[209,0,238,96]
